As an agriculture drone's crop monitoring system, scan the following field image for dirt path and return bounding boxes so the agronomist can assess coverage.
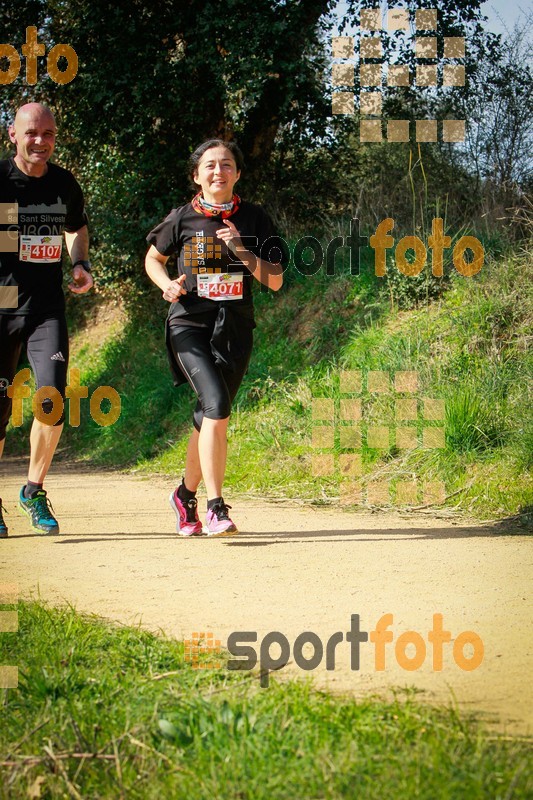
[1,459,531,735]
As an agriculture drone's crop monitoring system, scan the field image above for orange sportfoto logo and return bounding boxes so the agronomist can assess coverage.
[0,27,78,86]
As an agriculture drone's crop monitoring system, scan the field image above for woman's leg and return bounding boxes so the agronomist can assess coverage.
[170,325,231,498]
[182,417,228,502]
[170,323,253,500]
[183,427,201,492]
[198,416,229,500]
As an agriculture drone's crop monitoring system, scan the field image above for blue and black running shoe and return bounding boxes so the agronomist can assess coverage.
[0,500,8,537]
[19,488,59,535]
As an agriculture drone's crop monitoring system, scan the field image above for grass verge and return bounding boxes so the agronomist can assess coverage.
[1,601,531,799]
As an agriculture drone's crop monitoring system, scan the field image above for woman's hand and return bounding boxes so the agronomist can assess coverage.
[162,274,188,302]
[215,218,283,292]
[216,219,244,254]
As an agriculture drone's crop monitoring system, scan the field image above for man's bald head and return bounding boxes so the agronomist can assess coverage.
[13,103,56,131]
[9,103,57,177]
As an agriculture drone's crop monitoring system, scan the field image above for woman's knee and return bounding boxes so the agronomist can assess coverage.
[193,399,231,431]
[201,390,232,422]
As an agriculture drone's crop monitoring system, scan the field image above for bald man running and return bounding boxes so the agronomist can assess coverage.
[0,103,92,536]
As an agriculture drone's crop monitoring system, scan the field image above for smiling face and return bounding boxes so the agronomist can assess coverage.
[9,103,57,177]
[193,145,240,204]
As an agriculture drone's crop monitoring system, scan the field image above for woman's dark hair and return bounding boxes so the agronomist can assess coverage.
[189,139,245,182]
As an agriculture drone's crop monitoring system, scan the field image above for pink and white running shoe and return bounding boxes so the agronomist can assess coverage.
[169,489,203,536]
[205,499,238,536]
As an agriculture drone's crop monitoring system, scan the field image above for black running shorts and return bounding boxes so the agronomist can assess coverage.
[0,313,69,437]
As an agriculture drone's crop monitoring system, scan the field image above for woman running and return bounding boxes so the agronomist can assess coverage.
[145,140,284,536]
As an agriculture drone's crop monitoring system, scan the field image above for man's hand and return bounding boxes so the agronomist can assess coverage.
[68,264,94,294]
[162,274,187,302]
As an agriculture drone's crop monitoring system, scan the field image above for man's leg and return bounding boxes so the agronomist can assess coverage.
[28,420,64,484]
[19,315,68,533]
[0,315,26,458]
[24,314,68,492]
[0,314,26,536]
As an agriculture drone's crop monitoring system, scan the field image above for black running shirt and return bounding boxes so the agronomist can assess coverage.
[0,158,88,316]
[146,200,285,321]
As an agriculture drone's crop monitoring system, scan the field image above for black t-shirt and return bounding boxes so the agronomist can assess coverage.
[0,157,88,316]
[146,200,286,322]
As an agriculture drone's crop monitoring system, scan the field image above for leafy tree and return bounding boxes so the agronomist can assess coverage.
[0,0,524,289]
[464,14,532,191]
[1,0,337,283]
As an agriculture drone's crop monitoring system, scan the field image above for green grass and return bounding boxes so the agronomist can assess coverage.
[337,251,532,516]
[1,601,531,799]
[5,247,532,518]
[444,387,505,454]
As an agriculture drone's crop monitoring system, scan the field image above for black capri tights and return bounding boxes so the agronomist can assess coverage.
[168,322,253,431]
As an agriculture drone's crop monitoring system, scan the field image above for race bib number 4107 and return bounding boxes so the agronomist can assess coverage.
[197,272,243,300]
[20,235,63,263]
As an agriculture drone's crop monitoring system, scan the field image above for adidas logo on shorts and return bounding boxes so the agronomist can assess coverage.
[50,351,66,362]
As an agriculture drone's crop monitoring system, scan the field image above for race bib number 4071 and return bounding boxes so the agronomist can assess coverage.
[20,235,62,263]
[197,272,243,300]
